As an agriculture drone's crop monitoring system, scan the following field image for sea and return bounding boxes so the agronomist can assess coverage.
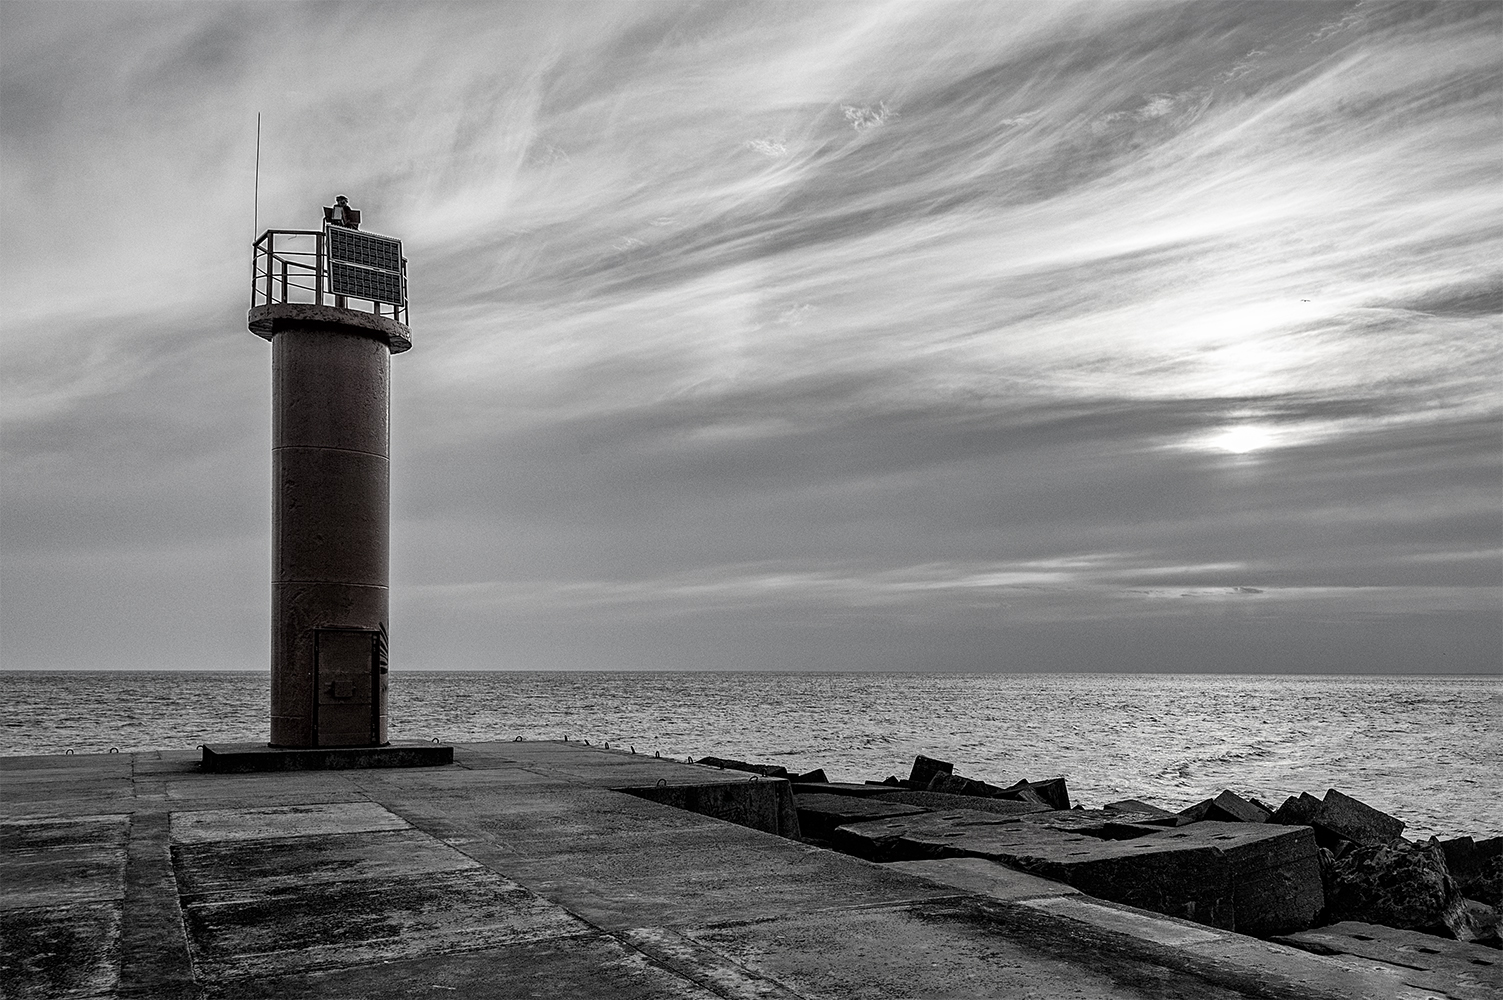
[2,671,1498,842]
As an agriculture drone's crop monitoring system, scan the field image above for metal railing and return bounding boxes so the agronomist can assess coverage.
[251,229,408,326]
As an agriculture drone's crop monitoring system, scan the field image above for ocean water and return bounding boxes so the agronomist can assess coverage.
[1,671,1497,841]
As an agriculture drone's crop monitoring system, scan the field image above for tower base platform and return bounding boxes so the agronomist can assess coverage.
[200,741,452,773]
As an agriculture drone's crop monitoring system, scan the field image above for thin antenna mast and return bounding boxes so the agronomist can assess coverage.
[252,112,262,240]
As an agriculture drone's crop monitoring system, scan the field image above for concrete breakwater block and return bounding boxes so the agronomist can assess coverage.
[1104,799,1175,817]
[1014,808,1179,840]
[623,779,801,840]
[1311,788,1405,846]
[907,754,953,788]
[794,794,929,841]
[1001,777,1071,811]
[1270,788,1405,851]
[927,772,1007,798]
[919,771,1071,810]
[869,789,1054,818]
[790,781,900,798]
[1275,921,1502,1000]
[1178,790,1270,825]
[788,781,1054,818]
[832,813,1322,935]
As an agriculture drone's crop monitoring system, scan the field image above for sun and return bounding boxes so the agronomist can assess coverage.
[1206,425,1276,454]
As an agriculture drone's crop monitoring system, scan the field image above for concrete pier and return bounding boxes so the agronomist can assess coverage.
[2,742,1494,999]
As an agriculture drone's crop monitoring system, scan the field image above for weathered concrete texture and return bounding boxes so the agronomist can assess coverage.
[200,741,453,773]
[1105,799,1177,818]
[793,792,928,841]
[1,814,129,1000]
[1002,776,1072,810]
[169,801,412,843]
[927,771,1008,797]
[248,302,411,354]
[694,755,788,778]
[675,900,1252,1000]
[889,856,1083,901]
[1,901,122,1000]
[1,836,126,910]
[1015,807,1178,838]
[267,318,394,749]
[1271,792,1324,827]
[1324,840,1469,940]
[183,865,591,984]
[621,777,801,839]
[1441,836,1484,892]
[868,788,1054,817]
[1469,837,1503,908]
[0,741,1443,1000]
[1311,789,1405,847]
[273,450,389,581]
[833,813,1323,934]
[1180,791,1271,825]
[201,934,725,1000]
[907,752,953,787]
[1276,921,1502,1000]
[790,780,898,798]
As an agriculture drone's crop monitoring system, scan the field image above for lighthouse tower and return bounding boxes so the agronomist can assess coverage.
[246,197,410,749]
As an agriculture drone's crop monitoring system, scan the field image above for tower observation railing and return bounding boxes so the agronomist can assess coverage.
[251,228,409,327]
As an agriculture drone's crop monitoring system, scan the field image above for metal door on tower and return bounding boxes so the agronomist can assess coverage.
[314,628,379,746]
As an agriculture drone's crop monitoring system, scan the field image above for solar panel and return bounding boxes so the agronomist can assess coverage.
[325,225,404,307]
[331,262,405,305]
[327,226,402,273]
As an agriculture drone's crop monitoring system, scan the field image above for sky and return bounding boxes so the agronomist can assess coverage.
[2,1,1499,674]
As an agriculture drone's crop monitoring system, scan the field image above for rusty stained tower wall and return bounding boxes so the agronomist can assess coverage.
[270,310,389,746]
[249,211,409,748]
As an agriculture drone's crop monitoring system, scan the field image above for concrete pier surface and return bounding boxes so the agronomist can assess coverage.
[3,742,1495,999]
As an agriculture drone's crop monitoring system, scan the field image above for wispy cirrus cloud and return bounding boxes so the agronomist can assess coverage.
[2,1,1498,671]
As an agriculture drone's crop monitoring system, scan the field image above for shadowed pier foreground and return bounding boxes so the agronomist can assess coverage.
[3,742,1496,999]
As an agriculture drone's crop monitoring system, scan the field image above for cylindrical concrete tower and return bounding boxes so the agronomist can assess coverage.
[248,200,410,748]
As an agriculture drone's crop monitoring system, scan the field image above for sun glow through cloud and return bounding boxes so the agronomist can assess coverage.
[1205,425,1278,455]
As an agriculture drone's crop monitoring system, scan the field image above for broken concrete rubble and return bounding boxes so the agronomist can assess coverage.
[1461,898,1501,948]
[1438,835,1482,891]
[1469,837,1503,908]
[1323,840,1469,940]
